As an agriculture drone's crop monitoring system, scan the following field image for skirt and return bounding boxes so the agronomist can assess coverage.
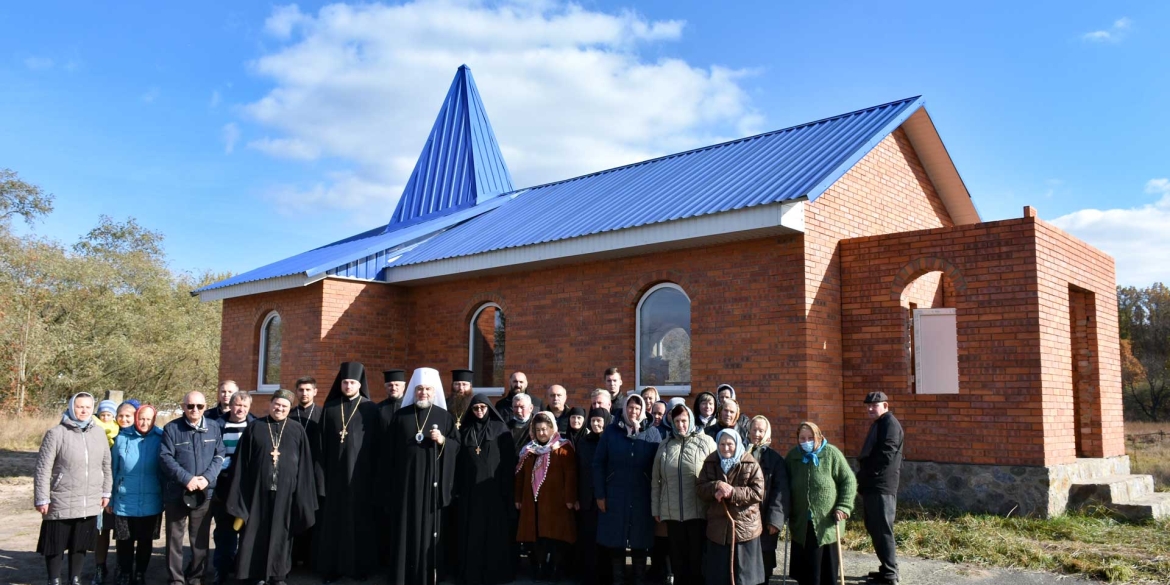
[704,537,766,585]
[113,514,162,541]
[37,516,98,556]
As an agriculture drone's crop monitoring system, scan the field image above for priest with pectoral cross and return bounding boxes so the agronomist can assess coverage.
[384,368,460,585]
[226,390,317,585]
[314,362,381,582]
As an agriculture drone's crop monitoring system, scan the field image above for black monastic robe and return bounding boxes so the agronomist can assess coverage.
[314,395,381,578]
[385,403,459,585]
[227,417,317,580]
[453,399,517,584]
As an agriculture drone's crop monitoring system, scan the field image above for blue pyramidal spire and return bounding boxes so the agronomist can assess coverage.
[386,65,514,230]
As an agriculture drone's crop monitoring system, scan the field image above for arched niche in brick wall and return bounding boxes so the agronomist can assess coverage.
[891,258,967,395]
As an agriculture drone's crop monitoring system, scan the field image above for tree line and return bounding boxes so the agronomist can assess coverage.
[1120,283,1170,421]
[0,169,225,412]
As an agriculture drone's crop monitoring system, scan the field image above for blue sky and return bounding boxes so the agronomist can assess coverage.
[2,1,1167,285]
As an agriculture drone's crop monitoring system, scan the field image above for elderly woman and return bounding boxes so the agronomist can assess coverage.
[593,394,662,584]
[704,396,750,445]
[515,411,579,581]
[746,416,790,580]
[698,429,765,585]
[785,422,856,585]
[109,404,164,585]
[92,402,138,585]
[652,403,717,585]
[34,392,113,585]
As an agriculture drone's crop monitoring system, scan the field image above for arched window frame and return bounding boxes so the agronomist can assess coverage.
[635,282,691,396]
[468,302,506,397]
[256,311,282,394]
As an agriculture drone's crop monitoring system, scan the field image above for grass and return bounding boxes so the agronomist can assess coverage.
[0,414,60,451]
[842,505,1170,584]
[1127,421,1170,492]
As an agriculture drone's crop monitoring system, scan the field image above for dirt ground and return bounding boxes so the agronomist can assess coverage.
[0,448,1102,585]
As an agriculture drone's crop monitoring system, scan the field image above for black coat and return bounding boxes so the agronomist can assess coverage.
[158,416,225,505]
[858,412,904,495]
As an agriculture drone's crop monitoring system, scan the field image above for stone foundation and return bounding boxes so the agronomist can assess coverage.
[850,456,1131,517]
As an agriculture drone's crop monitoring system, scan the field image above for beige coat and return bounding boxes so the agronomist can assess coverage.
[651,431,717,522]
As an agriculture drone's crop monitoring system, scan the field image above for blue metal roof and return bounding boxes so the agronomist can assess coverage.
[389,96,924,267]
[196,94,928,295]
[386,65,514,230]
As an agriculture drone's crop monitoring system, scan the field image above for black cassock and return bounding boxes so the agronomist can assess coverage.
[385,403,459,585]
[314,396,381,578]
[226,417,317,580]
[453,397,517,585]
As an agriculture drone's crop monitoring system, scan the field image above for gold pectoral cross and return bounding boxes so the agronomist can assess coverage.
[271,448,281,465]
[339,428,348,444]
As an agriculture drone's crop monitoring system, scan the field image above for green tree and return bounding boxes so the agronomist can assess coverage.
[0,168,54,225]
[1118,284,1170,421]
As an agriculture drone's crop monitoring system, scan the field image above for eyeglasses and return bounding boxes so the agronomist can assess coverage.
[185,404,206,411]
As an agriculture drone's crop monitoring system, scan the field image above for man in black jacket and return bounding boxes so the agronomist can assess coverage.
[858,391,904,585]
[160,391,225,585]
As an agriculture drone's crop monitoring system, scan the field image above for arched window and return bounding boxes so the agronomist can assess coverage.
[257,312,282,392]
[469,303,505,395]
[636,283,691,396]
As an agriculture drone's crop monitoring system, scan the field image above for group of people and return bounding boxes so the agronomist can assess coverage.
[32,364,905,585]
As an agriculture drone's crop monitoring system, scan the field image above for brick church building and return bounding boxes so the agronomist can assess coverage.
[197,66,1135,517]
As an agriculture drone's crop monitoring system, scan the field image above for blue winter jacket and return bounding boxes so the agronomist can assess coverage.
[159,416,225,505]
[110,426,164,517]
[592,419,662,550]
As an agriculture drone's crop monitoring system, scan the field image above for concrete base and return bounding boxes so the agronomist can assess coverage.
[893,456,1131,518]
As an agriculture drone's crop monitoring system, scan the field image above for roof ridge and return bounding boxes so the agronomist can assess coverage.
[500,95,922,194]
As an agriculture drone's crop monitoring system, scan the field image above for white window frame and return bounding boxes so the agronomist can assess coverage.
[913,308,959,394]
[469,303,505,397]
[256,312,282,394]
[636,282,692,396]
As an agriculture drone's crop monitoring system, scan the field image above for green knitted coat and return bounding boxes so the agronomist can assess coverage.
[784,441,857,547]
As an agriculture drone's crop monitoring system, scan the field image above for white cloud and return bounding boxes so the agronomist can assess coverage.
[140,87,160,104]
[210,90,222,107]
[241,0,761,215]
[222,123,240,154]
[1050,179,1170,286]
[1082,17,1131,43]
[24,56,54,70]
[264,170,401,216]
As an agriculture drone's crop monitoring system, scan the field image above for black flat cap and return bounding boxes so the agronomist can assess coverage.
[383,370,405,383]
[451,369,474,383]
[864,391,889,404]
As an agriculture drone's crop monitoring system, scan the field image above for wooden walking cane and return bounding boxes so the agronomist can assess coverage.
[834,518,845,585]
[722,501,737,585]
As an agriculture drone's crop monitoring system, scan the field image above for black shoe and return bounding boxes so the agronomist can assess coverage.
[133,573,145,585]
[867,575,898,585]
[47,579,61,585]
[91,565,107,585]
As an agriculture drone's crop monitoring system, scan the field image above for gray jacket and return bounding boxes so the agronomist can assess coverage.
[34,417,113,520]
[651,425,717,522]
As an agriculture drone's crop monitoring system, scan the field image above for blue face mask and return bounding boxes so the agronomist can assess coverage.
[800,440,816,453]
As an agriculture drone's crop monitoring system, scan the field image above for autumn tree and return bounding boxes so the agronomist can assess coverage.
[1118,284,1170,421]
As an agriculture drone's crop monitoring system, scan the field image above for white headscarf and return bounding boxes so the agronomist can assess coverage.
[401,367,448,410]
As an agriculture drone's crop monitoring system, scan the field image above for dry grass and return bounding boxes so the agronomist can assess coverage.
[0,414,60,452]
[1127,421,1170,492]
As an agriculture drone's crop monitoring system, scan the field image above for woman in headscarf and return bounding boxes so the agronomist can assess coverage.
[92,402,139,585]
[576,407,611,585]
[109,405,164,585]
[453,394,517,585]
[515,411,579,581]
[785,421,856,585]
[592,394,662,584]
[692,391,718,433]
[746,416,790,581]
[697,429,765,585]
[33,392,114,585]
[651,403,717,585]
[563,406,588,446]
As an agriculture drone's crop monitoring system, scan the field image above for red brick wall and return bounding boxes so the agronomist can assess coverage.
[1033,221,1124,461]
[801,128,955,444]
[403,236,806,425]
[840,216,1122,466]
[218,278,409,410]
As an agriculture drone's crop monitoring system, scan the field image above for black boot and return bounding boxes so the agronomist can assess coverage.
[69,577,81,585]
[115,572,130,585]
[630,556,647,585]
[91,564,107,585]
[611,557,626,585]
[132,573,145,585]
[47,579,61,585]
